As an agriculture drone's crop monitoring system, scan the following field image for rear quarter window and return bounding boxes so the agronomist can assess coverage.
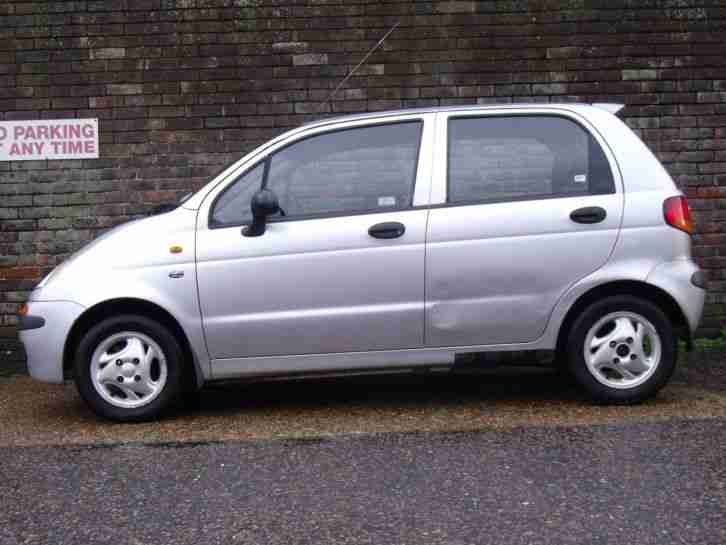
[447,115,615,204]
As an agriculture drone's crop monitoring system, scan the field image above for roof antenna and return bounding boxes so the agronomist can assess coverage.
[322,21,400,113]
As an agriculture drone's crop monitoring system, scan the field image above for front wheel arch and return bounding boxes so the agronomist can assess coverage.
[63,298,201,391]
[555,280,689,361]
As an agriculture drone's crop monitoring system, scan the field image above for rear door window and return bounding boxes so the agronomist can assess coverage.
[447,115,615,204]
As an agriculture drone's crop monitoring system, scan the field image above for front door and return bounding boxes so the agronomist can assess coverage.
[425,112,623,347]
[196,117,432,365]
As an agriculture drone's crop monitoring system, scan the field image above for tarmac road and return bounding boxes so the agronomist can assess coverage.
[1,352,726,544]
[2,419,726,545]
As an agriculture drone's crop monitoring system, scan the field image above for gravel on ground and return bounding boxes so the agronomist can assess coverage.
[0,350,724,447]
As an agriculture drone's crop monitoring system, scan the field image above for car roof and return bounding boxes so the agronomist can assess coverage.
[302,103,624,129]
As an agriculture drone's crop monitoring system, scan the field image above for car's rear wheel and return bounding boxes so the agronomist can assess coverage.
[74,314,184,422]
[566,295,677,404]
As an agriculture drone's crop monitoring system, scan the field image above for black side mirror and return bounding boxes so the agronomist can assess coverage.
[243,189,280,237]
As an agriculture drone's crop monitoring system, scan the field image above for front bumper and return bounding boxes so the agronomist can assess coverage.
[18,300,85,384]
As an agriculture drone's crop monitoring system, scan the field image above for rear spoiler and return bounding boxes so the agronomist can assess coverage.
[592,103,625,115]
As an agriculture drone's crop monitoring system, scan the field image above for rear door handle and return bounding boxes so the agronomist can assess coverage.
[368,221,406,239]
[570,206,607,224]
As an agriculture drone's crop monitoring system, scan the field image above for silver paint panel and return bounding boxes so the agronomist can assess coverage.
[425,195,623,346]
[195,114,435,367]
[19,300,85,383]
[197,210,428,360]
[212,346,453,379]
[425,108,624,346]
[28,207,210,382]
[647,259,705,332]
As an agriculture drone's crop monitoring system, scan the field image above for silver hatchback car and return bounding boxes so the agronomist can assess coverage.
[19,103,706,421]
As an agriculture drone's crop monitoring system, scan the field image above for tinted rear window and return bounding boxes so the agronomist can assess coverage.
[447,115,615,204]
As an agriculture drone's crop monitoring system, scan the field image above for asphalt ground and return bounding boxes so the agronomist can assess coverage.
[1,351,726,544]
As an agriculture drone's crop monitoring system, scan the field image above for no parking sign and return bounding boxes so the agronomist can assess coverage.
[0,119,99,161]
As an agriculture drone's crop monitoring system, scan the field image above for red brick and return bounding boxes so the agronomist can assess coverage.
[0,0,725,334]
[0,267,41,280]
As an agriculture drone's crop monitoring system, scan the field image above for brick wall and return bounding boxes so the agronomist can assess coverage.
[1,1,725,362]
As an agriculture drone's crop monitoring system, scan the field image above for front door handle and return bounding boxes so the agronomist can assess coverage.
[570,206,607,224]
[368,221,406,239]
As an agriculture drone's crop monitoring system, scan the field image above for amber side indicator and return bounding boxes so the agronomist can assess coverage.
[169,245,183,254]
[18,303,28,317]
[663,196,694,235]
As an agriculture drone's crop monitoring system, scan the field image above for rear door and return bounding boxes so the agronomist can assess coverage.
[425,110,623,347]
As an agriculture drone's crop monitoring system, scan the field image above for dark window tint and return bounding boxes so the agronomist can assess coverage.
[447,116,615,204]
[266,121,422,218]
[210,161,265,227]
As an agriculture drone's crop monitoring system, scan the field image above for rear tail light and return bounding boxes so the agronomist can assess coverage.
[663,196,694,235]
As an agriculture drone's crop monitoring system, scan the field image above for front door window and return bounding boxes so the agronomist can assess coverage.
[265,121,423,219]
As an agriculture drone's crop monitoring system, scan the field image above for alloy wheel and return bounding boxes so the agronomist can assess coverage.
[90,331,168,409]
[583,311,662,390]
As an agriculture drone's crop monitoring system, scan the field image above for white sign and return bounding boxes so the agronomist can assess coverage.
[0,119,99,161]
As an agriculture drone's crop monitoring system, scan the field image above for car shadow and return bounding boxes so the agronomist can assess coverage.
[170,350,726,419]
[176,365,584,417]
[51,351,725,425]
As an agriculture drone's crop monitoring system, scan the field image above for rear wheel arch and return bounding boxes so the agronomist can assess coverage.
[63,298,201,390]
[555,280,689,357]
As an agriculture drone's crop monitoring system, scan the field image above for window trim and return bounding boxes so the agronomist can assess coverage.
[445,113,616,208]
[208,119,425,229]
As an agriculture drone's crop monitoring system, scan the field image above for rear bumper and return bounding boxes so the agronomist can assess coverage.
[18,300,85,384]
[646,259,705,334]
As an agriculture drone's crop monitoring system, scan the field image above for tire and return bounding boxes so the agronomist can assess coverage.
[566,295,677,405]
[74,314,184,422]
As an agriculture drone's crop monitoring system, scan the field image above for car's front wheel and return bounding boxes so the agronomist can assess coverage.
[74,315,184,422]
[566,295,677,404]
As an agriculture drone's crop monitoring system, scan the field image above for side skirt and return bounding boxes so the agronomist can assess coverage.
[210,342,556,380]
